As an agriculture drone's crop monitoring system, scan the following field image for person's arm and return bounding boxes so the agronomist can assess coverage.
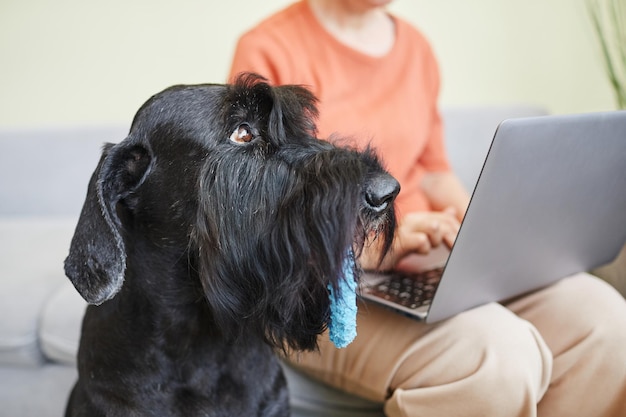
[421,171,470,222]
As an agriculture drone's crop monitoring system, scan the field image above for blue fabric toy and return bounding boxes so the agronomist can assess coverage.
[327,251,358,348]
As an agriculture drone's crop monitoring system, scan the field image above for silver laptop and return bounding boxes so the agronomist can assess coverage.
[360,111,626,323]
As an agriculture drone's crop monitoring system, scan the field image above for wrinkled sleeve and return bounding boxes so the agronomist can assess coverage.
[416,45,452,174]
[418,108,451,173]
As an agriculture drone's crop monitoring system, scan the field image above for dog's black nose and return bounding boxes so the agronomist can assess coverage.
[365,173,400,212]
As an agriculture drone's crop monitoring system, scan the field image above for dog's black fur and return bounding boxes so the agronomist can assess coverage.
[64,73,399,416]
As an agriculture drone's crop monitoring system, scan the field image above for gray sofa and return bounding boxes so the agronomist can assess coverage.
[2,106,624,417]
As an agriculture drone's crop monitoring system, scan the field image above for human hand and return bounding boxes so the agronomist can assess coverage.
[359,207,461,271]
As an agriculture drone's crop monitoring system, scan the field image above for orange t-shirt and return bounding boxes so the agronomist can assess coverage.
[229,0,451,216]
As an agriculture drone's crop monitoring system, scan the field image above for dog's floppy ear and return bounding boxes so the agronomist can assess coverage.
[65,142,151,305]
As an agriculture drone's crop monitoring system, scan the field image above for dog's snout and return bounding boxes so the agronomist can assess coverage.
[365,173,400,212]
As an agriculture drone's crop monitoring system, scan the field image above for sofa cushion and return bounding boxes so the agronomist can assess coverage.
[39,281,85,365]
[281,362,385,417]
[0,125,126,217]
[0,364,77,417]
[442,105,548,191]
[0,219,76,366]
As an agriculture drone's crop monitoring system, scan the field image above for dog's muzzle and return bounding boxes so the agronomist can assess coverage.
[365,173,400,213]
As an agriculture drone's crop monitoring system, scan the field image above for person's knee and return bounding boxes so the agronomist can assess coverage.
[449,304,552,398]
[530,275,626,416]
[549,273,625,313]
[562,275,626,370]
[387,304,551,415]
[542,274,626,349]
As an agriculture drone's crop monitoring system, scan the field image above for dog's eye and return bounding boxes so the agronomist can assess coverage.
[230,124,254,144]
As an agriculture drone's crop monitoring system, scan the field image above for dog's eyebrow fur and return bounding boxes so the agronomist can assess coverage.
[227,73,319,146]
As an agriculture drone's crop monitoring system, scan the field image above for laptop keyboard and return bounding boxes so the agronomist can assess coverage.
[363,267,444,310]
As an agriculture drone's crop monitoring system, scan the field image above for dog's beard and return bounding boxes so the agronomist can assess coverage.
[190,144,392,352]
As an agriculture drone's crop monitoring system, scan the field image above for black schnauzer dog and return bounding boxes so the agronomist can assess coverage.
[64,73,399,416]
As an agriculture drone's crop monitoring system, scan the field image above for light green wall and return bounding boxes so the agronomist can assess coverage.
[390,0,616,114]
[0,0,617,127]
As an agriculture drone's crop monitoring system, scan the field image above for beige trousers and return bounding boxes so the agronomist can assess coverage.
[288,273,626,416]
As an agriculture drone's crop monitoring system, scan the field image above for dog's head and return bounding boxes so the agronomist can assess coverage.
[65,73,398,351]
